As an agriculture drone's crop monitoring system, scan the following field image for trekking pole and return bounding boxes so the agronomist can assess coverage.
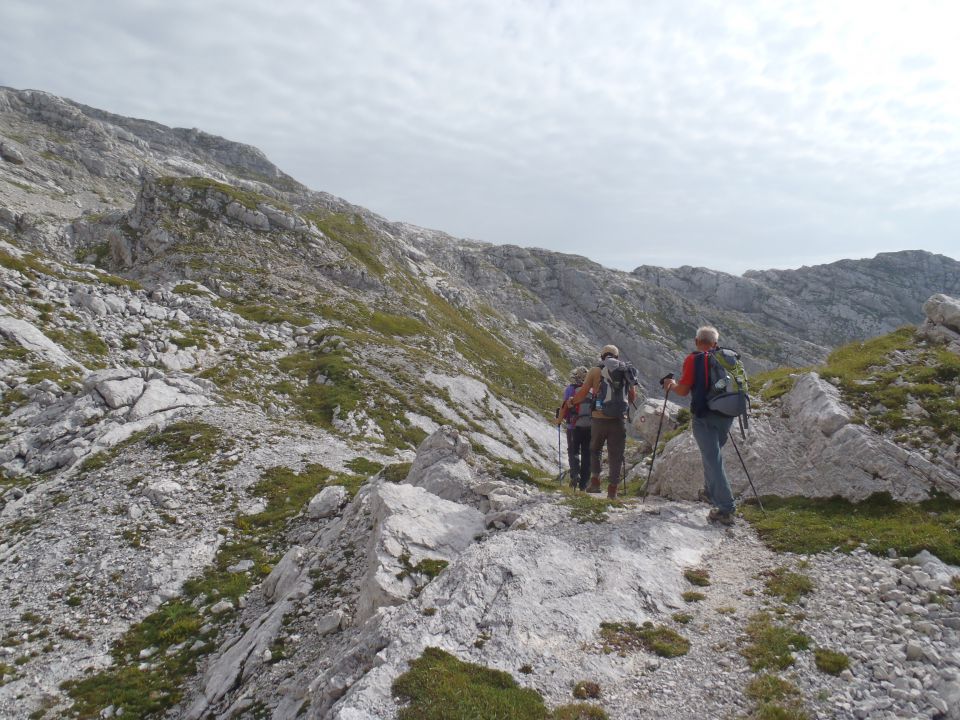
[641,373,674,503]
[727,431,764,512]
[556,421,562,483]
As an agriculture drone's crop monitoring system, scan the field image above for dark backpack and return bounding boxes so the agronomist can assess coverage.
[704,348,750,429]
[594,357,640,419]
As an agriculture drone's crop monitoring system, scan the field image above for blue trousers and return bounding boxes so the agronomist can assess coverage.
[692,413,735,514]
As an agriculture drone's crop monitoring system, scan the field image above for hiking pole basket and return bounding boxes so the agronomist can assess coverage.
[642,375,674,503]
[727,431,764,512]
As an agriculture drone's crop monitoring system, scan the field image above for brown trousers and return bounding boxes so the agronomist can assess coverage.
[589,416,626,486]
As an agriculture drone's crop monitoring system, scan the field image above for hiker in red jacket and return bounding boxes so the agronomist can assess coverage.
[663,326,736,525]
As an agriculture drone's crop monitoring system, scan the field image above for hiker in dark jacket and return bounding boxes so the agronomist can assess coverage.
[557,366,591,490]
[569,345,636,499]
[663,325,736,525]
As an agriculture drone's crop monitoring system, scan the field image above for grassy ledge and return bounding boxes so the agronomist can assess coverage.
[391,647,609,720]
[741,492,960,564]
[599,621,690,658]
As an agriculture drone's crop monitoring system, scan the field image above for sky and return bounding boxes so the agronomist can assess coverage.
[2,0,958,275]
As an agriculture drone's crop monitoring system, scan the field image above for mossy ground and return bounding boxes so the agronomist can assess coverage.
[391,646,550,720]
[599,621,689,658]
[144,421,233,464]
[392,647,608,720]
[760,567,814,604]
[741,492,960,565]
[813,648,850,675]
[740,612,810,671]
[743,674,809,720]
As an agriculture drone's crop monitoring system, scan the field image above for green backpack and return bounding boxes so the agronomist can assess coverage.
[706,348,750,429]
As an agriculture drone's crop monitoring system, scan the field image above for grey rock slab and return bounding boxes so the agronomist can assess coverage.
[127,379,211,421]
[782,372,851,437]
[307,485,347,519]
[263,546,307,604]
[95,376,145,409]
[403,426,479,503]
[355,480,485,622]
[143,479,183,509]
[0,314,83,368]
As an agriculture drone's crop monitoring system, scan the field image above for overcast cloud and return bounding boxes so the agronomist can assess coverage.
[2,0,958,273]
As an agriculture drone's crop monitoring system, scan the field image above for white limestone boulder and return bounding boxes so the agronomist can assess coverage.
[317,501,724,720]
[403,426,478,503]
[263,546,308,604]
[143,479,183,509]
[923,293,960,333]
[307,486,348,519]
[94,375,145,409]
[128,378,212,421]
[356,481,485,622]
[0,313,83,368]
[631,397,683,451]
[782,373,850,437]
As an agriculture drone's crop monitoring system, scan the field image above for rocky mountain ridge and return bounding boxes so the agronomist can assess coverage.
[1,87,959,720]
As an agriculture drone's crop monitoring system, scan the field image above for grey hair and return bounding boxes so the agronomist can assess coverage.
[696,326,719,345]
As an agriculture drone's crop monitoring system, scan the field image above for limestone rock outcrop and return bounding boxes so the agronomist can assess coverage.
[649,372,960,503]
[918,293,960,352]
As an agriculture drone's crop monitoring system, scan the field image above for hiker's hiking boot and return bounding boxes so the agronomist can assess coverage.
[708,508,735,526]
[607,483,618,499]
[586,478,602,493]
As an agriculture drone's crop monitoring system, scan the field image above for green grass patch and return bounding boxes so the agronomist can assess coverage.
[0,248,61,280]
[391,646,550,720]
[822,328,959,438]
[156,176,290,212]
[745,674,801,704]
[813,647,850,675]
[276,348,364,426]
[45,329,108,359]
[563,495,622,524]
[214,298,311,327]
[94,270,143,291]
[368,310,427,337]
[751,367,808,403]
[551,704,609,720]
[683,568,711,586]
[383,462,413,483]
[681,591,705,602]
[396,553,449,582]
[145,421,233,464]
[172,282,208,296]
[744,674,809,720]
[61,600,207,718]
[761,567,814,604]
[672,612,693,624]
[740,612,810,671]
[306,211,386,277]
[345,457,385,476]
[599,621,690,658]
[741,492,960,565]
